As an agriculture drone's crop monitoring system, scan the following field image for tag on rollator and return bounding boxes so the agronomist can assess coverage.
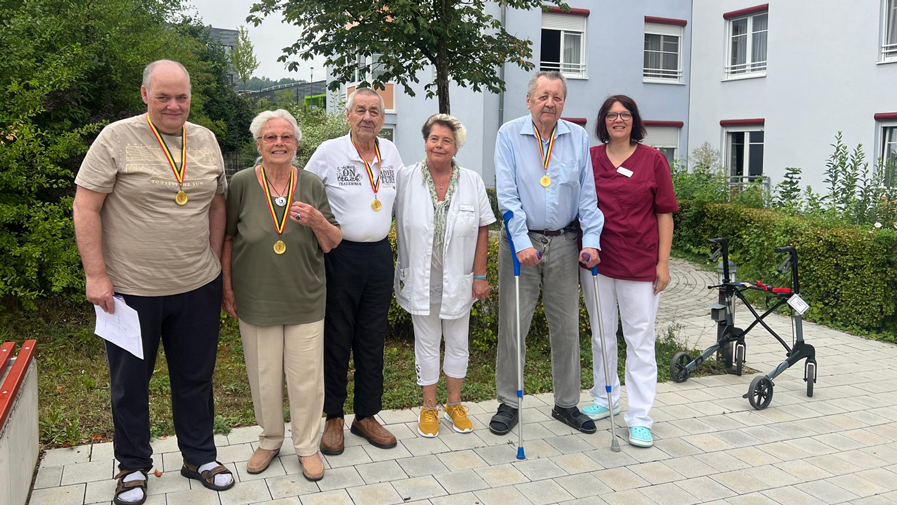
[787,294,809,315]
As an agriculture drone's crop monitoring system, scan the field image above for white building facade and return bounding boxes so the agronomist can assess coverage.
[688,0,897,191]
[327,1,694,186]
[326,1,897,191]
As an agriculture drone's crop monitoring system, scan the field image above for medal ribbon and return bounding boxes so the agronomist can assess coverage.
[532,122,557,171]
[146,114,187,185]
[351,136,382,197]
[260,166,296,236]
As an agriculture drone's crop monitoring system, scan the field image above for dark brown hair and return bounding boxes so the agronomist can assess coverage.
[595,94,646,144]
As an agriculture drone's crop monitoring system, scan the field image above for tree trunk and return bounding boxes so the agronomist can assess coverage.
[435,0,451,114]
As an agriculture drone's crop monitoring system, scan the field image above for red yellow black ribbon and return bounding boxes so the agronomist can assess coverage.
[260,166,296,236]
[532,122,557,171]
[351,136,382,198]
[146,114,187,185]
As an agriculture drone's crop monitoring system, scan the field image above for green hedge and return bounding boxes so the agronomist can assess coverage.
[675,200,897,332]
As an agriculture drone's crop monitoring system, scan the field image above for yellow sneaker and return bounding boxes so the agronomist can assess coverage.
[418,406,440,438]
[444,403,473,433]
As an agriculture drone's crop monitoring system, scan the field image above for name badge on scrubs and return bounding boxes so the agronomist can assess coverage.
[617,167,633,178]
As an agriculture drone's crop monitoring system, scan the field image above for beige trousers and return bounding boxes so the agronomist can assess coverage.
[239,318,324,456]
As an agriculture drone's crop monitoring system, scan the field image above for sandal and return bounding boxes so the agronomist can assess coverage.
[489,403,519,435]
[180,461,235,491]
[113,469,148,505]
[551,405,597,434]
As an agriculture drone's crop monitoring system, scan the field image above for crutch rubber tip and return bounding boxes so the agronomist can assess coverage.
[517,447,526,460]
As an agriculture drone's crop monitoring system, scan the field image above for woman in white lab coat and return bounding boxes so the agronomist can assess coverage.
[394,114,496,439]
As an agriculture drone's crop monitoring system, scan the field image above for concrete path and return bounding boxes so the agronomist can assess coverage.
[30,259,897,505]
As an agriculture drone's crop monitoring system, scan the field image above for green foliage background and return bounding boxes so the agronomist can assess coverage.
[0,0,253,307]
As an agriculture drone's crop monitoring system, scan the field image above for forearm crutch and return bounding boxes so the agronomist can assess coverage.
[502,211,526,460]
[586,258,621,452]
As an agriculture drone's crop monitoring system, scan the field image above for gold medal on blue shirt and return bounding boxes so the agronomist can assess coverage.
[532,122,556,188]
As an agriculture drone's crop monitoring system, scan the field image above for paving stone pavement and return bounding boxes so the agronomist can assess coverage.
[31,259,897,505]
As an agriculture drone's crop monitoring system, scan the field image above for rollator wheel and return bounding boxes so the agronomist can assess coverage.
[748,375,773,410]
[670,351,692,383]
[734,343,745,377]
[806,361,816,398]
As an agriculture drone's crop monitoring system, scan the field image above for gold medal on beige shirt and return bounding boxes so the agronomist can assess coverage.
[146,114,189,206]
[540,175,552,187]
[273,240,286,255]
[371,198,382,211]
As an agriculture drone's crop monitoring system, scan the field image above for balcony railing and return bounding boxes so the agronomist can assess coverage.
[540,60,586,78]
[728,175,770,193]
[725,60,767,77]
[643,67,683,81]
[882,41,897,60]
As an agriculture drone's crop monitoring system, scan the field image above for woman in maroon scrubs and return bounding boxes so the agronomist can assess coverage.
[580,95,678,448]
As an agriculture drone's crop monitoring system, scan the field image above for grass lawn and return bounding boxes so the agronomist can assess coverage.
[2,300,730,449]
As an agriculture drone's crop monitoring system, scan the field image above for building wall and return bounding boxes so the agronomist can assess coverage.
[327,1,693,186]
[688,0,897,191]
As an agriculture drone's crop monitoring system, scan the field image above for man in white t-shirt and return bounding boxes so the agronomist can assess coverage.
[304,88,404,455]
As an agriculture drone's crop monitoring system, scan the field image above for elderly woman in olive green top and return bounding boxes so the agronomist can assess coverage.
[222,109,341,482]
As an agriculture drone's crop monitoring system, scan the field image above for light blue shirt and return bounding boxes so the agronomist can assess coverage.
[495,114,604,253]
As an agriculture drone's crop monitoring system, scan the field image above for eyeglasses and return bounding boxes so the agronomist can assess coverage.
[260,134,296,143]
[605,112,632,121]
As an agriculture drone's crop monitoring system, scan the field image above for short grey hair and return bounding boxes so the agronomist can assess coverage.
[142,60,191,92]
[526,71,567,99]
[249,109,303,143]
[421,114,467,149]
[346,88,385,113]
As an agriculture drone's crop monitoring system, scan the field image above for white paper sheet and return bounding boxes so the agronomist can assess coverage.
[94,296,144,360]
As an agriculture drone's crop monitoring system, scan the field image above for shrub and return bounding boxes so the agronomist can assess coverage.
[674,201,897,331]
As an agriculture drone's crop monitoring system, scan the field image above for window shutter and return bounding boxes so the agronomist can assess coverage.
[542,13,585,32]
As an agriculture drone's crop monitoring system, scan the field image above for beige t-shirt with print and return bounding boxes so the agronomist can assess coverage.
[75,114,227,296]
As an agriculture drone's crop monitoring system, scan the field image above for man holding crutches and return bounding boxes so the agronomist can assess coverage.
[491,71,604,437]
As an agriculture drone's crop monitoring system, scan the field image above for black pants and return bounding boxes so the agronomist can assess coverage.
[107,274,223,471]
[323,239,393,419]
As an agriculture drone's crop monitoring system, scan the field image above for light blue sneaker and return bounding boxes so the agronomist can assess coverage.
[582,402,620,420]
[629,426,653,448]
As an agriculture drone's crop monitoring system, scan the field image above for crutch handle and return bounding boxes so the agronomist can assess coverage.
[582,252,598,276]
[502,211,521,275]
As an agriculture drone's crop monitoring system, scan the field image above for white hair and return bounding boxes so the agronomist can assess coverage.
[422,114,467,149]
[345,88,385,113]
[142,60,191,92]
[249,109,303,142]
[526,71,567,99]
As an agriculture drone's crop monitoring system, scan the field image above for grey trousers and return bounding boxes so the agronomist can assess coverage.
[496,227,582,408]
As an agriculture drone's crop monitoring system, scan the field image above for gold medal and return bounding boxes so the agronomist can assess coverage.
[371,198,382,211]
[175,190,188,206]
[273,240,286,255]
[540,175,552,187]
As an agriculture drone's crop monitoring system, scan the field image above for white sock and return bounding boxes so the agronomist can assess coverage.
[198,461,233,487]
[117,471,146,503]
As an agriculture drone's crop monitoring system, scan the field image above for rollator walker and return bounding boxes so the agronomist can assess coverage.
[670,237,817,409]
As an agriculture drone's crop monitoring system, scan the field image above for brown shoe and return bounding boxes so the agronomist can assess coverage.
[320,418,345,455]
[350,416,397,449]
[246,447,279,474]
[299,453,325,481]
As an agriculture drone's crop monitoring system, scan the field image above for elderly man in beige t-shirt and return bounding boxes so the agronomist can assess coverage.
[72,59,234,504]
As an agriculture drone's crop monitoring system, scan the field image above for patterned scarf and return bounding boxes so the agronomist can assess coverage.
[420,160,460,252]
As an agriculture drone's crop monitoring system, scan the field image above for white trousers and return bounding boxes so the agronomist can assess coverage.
[411,301,471,386]
[580,270,659,429]
[238,319,324,456]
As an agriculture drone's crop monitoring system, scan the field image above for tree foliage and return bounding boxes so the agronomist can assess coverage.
[230,25,260,86]
[247,0,567,113]
[0,0,252,307]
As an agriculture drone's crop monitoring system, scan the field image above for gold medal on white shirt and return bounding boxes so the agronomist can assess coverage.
[540,175,552,187]
[371,198,382,211]
[175,190,188,206]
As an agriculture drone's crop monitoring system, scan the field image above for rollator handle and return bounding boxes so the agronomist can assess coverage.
[708,237,730,282]
[502,211,521,276]
[775,245,800,293]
